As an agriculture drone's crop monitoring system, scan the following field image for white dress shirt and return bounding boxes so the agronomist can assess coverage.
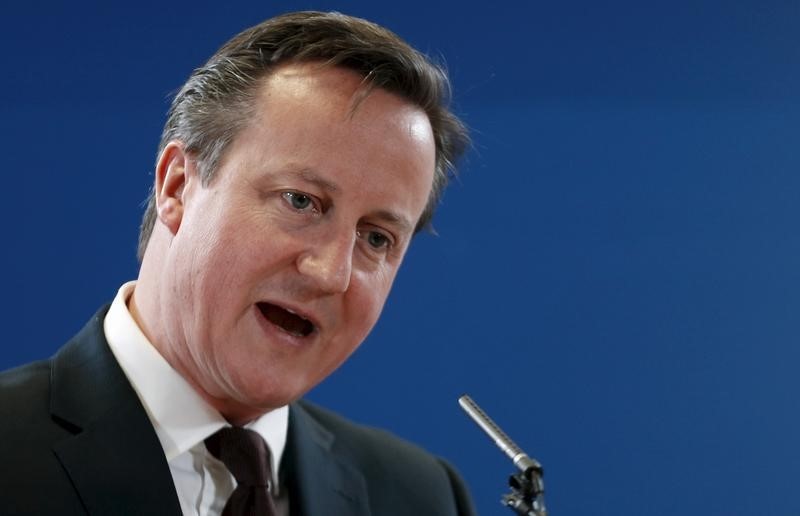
[104,281,289,516]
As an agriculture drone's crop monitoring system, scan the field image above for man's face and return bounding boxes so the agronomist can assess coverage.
[157,63,435,422]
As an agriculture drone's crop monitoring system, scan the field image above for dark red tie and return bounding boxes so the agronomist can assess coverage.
[205,427,278,516]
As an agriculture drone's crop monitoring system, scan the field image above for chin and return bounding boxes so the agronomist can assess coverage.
[232,379,307,411]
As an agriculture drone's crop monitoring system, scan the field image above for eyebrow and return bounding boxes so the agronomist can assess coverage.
[292,168,340,193]
[372,209,414,235]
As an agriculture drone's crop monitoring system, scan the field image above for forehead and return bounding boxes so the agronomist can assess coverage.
[221,62,436,222]
[257,62,421,124]
[242,62,435,166]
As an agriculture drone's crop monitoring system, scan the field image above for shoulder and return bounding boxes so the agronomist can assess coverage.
[0,359,54,427]
[0,359,50,387]
[292,400,476,516]
[0,356,76,451]
[0,358,89,513]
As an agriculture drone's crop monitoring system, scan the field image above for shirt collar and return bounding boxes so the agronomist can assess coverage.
[103,281,289,478]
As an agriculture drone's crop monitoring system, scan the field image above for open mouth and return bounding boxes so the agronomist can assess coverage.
[257,302,316,337]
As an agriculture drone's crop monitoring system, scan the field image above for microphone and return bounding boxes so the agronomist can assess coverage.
[458,395,547,516]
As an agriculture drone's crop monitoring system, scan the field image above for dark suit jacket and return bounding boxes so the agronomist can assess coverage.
[0,308,476,515]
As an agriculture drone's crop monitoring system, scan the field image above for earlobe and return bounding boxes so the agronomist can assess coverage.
[155,141,191,235]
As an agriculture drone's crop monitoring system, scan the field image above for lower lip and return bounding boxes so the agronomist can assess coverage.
[253,305,315,348]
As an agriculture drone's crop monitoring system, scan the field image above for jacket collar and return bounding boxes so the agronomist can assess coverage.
[49,307,182,515]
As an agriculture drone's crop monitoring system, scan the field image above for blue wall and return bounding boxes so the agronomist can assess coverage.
[3,2,800,514]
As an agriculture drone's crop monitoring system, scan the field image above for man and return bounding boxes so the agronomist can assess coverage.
[0,11,473,516]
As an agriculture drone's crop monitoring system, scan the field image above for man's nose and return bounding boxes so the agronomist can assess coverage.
[295,229,354,294]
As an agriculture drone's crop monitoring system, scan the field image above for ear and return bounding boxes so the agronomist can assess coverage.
[154,141,194,235]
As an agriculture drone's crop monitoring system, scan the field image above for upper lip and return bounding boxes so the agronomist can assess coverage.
[257,299,323,333]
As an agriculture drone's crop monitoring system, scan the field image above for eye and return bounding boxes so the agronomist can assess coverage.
[281,191,318,212]
[367,232,389,249]
[357,229,393,251]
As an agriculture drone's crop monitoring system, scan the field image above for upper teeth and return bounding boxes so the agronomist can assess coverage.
[283,306,307,321]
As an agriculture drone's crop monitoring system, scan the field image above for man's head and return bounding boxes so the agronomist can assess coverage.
[131,12,467,424]
[138,10,468,260]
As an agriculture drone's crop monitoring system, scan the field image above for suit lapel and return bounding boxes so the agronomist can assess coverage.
[284,403,371,516]
[49,308,181,515]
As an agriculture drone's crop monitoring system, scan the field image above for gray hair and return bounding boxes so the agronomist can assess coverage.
[137,11,469,261]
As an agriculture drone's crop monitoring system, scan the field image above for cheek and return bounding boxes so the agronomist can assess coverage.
[348,268,396,331]
[171,221,249,329]
[190,210,259,279]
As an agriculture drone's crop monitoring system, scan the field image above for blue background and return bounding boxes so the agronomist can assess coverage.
[3,1,800,514]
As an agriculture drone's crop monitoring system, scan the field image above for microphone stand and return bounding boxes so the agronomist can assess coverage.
[459,395,547,516]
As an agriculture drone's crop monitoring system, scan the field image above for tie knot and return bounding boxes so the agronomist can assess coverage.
[205,427,272,488]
